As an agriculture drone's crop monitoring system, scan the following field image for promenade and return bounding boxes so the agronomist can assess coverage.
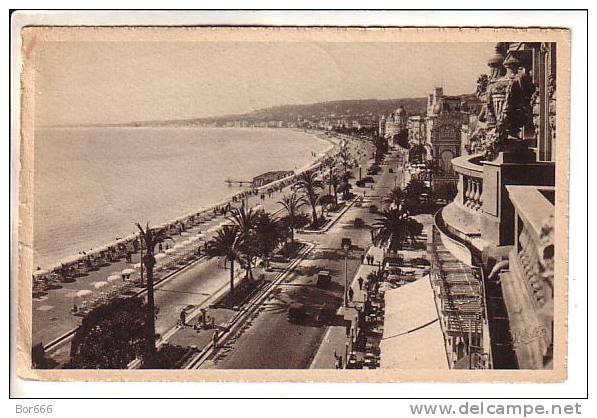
[36,134,365,367]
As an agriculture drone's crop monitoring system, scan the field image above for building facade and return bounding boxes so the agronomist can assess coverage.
[424,87,470,173]
[379,105,409,146]
[436,42,557,369]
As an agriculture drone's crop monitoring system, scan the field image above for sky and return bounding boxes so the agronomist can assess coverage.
[33,41,495,126]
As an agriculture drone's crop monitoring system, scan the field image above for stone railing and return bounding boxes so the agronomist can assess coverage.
[503,185,555,369]
[452,155,485,213]
[434,209,473,266]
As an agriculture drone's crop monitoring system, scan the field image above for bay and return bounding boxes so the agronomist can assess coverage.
[33,127,331,268]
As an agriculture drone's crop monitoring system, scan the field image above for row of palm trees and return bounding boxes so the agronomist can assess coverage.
[135,203,290,366]
[297,141,355,226]
[134,143,356,366]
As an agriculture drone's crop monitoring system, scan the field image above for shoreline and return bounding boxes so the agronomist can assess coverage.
[32,129,342,276]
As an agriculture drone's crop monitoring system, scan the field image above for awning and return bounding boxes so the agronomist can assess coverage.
[380,277,449,369]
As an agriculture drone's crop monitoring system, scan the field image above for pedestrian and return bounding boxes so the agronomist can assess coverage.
[180,309,186,326]
[370,255,375,265]
[212,329,219,349]
[358,277,363,290]
[360,253,365,264]
[348,287,354,302]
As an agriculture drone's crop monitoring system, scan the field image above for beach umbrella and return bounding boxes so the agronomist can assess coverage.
[94,281,108,289]
[121,268,135,275]
[77,289,93,297]
[378,282,394,293]
[33,269,49,278]
[107,275,120,283]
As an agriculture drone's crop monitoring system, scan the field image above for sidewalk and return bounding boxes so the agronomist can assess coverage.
[310,245,384,369]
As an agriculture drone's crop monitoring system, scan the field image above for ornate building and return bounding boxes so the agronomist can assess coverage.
[424,87,469,173]
[407,115,427,163]
[379,105,408,147]
[436,42,557,369]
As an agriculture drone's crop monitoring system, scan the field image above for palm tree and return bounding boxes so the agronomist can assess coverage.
[254,212,284,270]
[338,141,352,175]
[135,222,172,366]
[228,204,261,280]
[322,156,337,197]
[339,171,354,200]
[297,171,323,226]
[387,186,405,209]
[278,191,307,243]
[405,178,433,212]
[372,208,411,251]
[206,225,241,298]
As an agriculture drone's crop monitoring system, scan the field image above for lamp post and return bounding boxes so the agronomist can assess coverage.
[342,241,351,307]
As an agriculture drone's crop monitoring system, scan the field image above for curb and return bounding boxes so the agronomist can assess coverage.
[299,195,361,235]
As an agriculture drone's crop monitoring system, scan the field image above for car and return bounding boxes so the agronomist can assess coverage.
[316,270,332,288]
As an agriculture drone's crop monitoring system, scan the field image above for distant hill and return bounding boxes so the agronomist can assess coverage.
[66,95,479,128]
[233,98,430,122]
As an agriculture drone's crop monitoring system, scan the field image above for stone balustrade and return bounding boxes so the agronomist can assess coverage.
[462,175,483,212]
[452,154,485,213]
[502,185,555,369]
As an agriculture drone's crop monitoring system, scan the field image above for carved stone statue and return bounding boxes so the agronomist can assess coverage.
[468,43,537,160]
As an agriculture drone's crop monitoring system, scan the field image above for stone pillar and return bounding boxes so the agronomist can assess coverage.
[481,148,554,246]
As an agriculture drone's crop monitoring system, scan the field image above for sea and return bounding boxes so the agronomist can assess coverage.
[32,127,331,268]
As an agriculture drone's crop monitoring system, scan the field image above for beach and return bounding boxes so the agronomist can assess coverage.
[33,126,335,270]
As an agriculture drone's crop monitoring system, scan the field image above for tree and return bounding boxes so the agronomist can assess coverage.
[228,204,261,281]
[70,297,147,369]
[404,178,433,213]
[322,156,337,197]
[406,217,424,246]
[373,208,412,251]
[206,225,241,298]
[387,186,405,209]
[296,171,323,226]
[278,191,307,243]
[393,128,409,149]
[254,211,284,269]
[135,222,172,367]
[319,194,336,218]
[339,171,354,200]
[338,141,352,175]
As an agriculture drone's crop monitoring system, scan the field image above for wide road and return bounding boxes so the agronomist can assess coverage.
[206,145,403,369]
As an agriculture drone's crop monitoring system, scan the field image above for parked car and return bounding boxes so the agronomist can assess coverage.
[316,270,332,288]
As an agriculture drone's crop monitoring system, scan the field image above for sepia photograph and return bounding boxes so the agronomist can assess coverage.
[13,23,570,383]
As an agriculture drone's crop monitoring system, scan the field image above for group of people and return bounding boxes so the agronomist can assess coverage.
[361,253,376,266]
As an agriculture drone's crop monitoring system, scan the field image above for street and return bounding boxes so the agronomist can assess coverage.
[203,147,403,369]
